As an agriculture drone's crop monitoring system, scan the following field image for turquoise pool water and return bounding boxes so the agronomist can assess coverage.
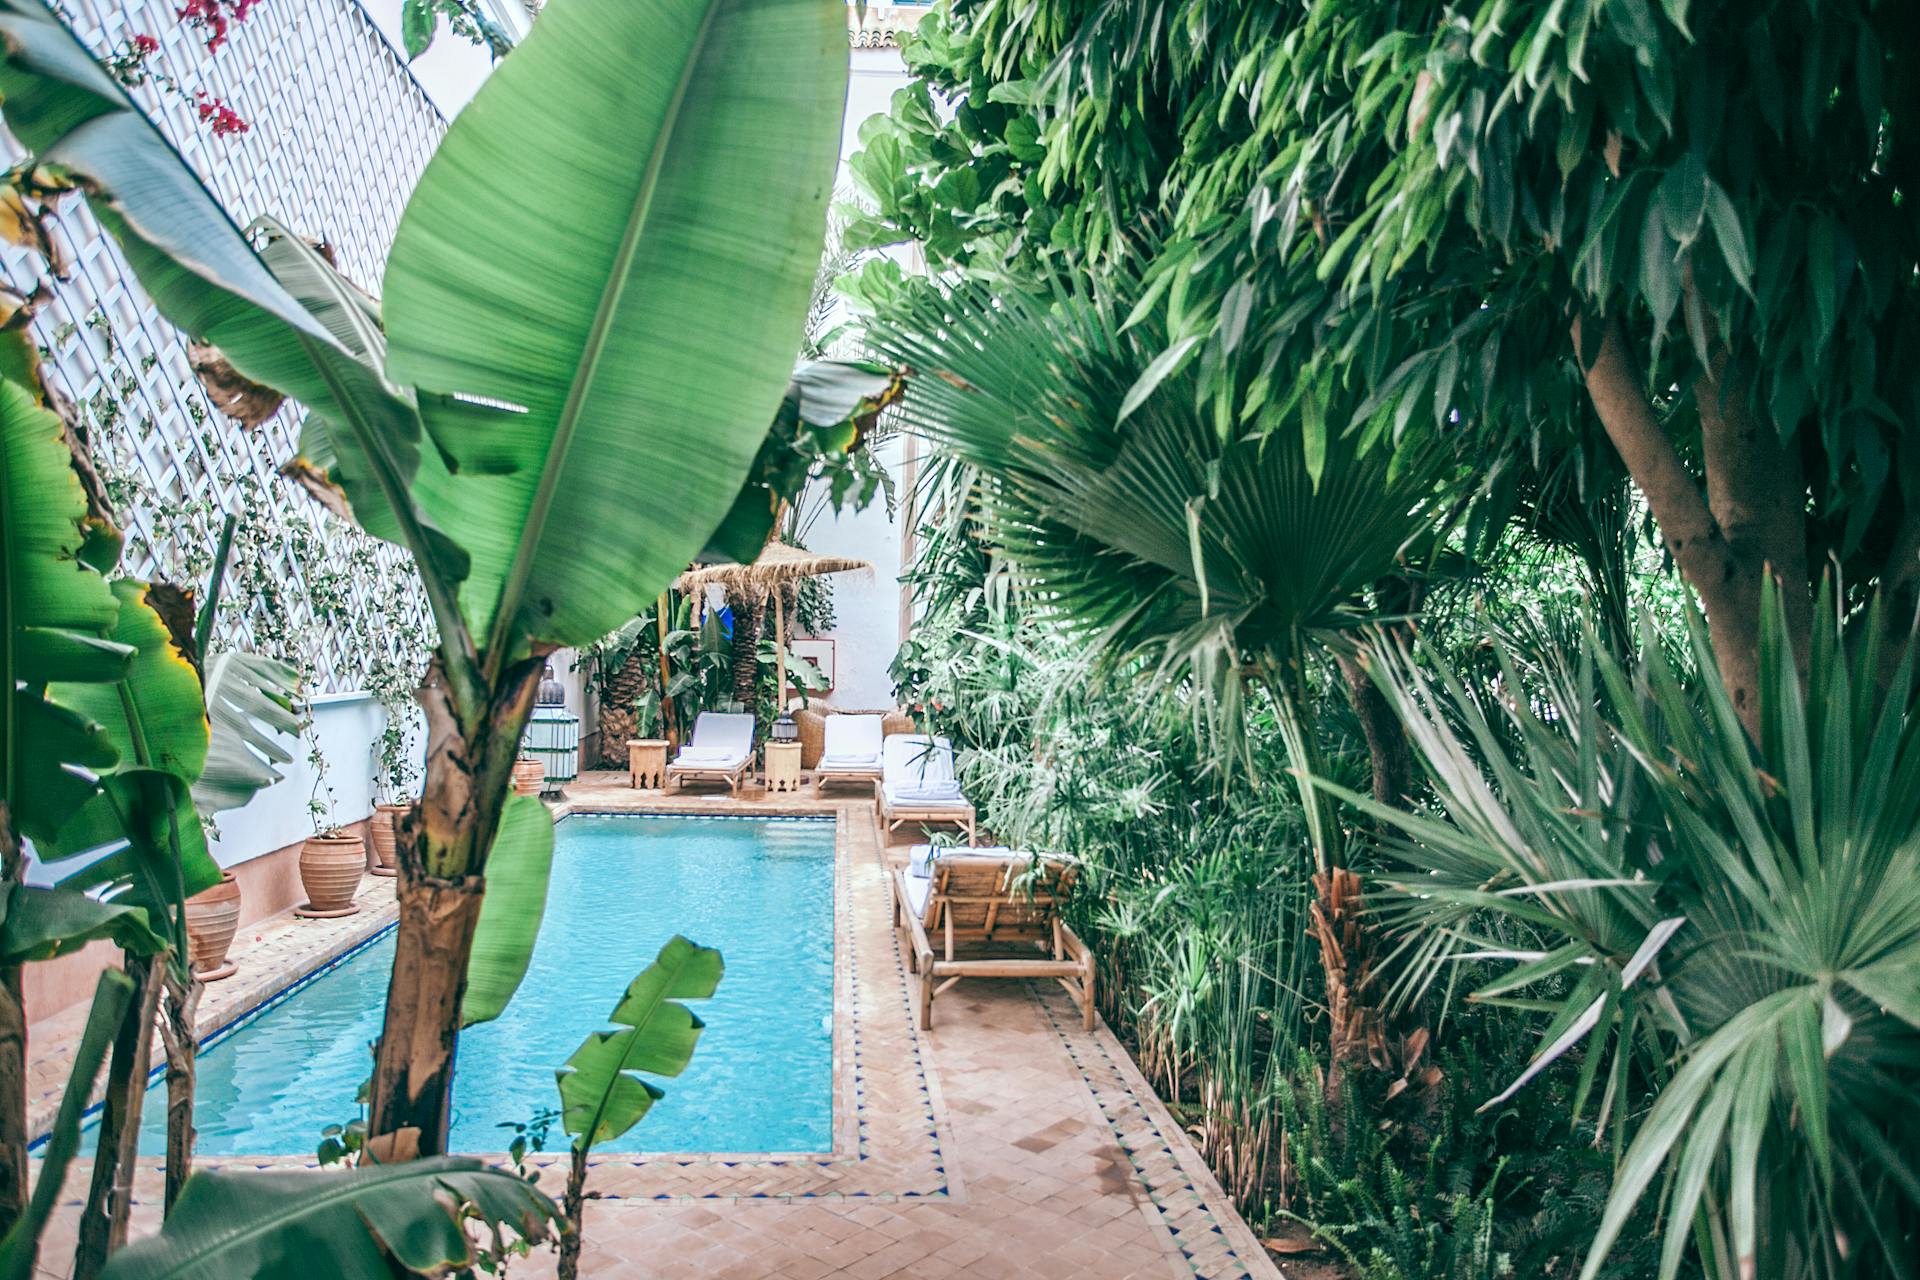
[133,814,835,1156]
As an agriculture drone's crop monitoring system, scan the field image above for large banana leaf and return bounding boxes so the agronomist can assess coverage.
[192,650,300,820]
[0,376,125,842]
[0,882,165,965]
[43,580,222,917]
[96,1157,560,1279]
[459,792,554,1027]
[557,934,721,1148]
[0,0,469,593]
[382,0,849,662]
[0,970,131,1280]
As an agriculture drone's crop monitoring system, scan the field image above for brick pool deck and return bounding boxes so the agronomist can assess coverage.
[24,771,1283,1280]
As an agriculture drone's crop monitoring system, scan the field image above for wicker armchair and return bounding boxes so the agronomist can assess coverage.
[793,705,916,769]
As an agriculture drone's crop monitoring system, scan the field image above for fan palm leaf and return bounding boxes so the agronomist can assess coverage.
[1325,585,1920,1280]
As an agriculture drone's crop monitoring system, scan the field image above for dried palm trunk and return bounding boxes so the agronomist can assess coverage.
[596,649,649,767]
[728,588,767,713]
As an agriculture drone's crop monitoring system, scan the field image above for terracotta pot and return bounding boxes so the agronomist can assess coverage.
[298,832,365,917]
[184,871,242,981]
[511,758,545,798]
[368,803,405,877]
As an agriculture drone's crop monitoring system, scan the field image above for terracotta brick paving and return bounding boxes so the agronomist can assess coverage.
[23,771,1281,1279]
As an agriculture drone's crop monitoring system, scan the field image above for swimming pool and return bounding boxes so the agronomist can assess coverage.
[132,814,836,1156]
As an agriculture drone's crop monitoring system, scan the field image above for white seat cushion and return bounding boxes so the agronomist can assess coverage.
[902,871,932,920]
[822,715,885,763]
[682,712,754,760]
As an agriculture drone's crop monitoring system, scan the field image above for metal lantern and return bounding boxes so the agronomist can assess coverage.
[523,662,580,790]
[772,713,799,744]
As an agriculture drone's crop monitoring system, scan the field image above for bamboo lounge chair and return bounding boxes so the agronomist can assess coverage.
[665,711,755,794]
[877,733,976,844]
[813,713,886,797]
[891,847,1095,1030]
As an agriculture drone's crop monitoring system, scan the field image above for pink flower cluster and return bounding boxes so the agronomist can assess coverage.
[176,0,261,53]
[194,92,250,137]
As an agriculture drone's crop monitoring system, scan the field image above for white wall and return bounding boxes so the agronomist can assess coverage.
[355,0,530,117]
[22,693,389,886]
[800,41,916,710]
[208,692,385,865]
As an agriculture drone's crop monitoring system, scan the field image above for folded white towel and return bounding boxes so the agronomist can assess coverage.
[819,753,882,769]
[675,748,740,765]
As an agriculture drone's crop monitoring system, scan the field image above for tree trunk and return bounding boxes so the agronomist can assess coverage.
[558,1146,589,1280]
[596,650,649,768]
[365,875,485,1161]
[0,960,23,1241]
[1338,651,1414,809]
[1574,315,1809,739]
[157,967,201,1212]
[728,588,766,713]
[366,656,543,1160]
[655,592,678,752]
[1309,867,1374,1075]
[74,953,162,1280]
[0,804,27,1240]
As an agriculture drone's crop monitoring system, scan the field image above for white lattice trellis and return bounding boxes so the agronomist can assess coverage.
[3,0,447,694]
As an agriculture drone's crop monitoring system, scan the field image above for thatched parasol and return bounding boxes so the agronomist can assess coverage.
[675,541,872,593]
[674,542,874,714]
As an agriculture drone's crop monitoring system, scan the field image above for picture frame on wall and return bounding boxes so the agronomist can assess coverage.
[790,638,836,694]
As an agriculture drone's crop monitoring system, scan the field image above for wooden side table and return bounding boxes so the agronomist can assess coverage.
[763,740,804,795]
[627,738,668,791]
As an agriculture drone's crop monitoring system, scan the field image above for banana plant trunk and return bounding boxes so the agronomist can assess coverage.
[74,953,163,1280]
[0,805,25,1239]
[558,1147,590,1280]
[157,967,201,1210]
[367,659,542,1158]
[0,958,21,1240]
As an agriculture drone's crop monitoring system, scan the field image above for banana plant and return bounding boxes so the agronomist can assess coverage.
[0,0,848,1154]
[0,971,130,1280]
[96,1158,558,1280]
[552,935,721,1280]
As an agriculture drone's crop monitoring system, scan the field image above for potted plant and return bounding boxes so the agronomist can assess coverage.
[183,870,242,981]
[368,680,420,878]
[511,753,546,798]
[297,740,363,918]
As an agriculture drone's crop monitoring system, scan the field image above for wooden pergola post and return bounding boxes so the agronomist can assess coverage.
[655,590,677,751]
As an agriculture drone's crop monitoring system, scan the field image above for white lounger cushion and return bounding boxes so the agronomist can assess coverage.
[903,845,1019,920]
[882,734,966,804]
[821,715,885,764]
[671,712,754,769]
[902,871,933,920]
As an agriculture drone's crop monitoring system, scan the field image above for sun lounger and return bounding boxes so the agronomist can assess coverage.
[878,734,976,844]
[813,714,886,797]
[891,848,1095,1029]
[665,712,755,794]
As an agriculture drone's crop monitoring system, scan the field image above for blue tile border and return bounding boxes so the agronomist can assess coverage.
[1034,990,1259,1280]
